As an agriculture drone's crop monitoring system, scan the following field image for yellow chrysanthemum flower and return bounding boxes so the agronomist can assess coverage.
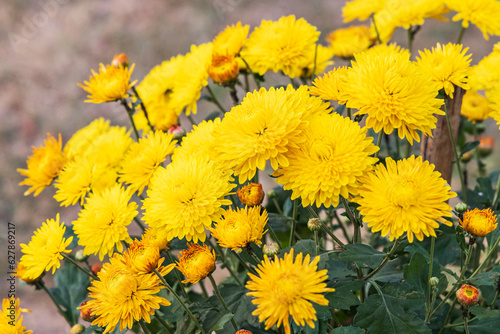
[416,43,471,98]
[213,85,331,183]
[85,125,133,169]
[356,155,457,243]
[78,63,137,103]
[122,239,161,274]
[73,184,137,260]
[63,118,110,161]
[19,214,73,279]
[81,255,172,334]
[142,226,171,252]
[273,113,379,208]
[445,0,500,40]
[0,296,33,334]
[14,262,43,284]
[309,66,350,104]
[490,86,500,127]
[119,130,176,195]
[344,46,443,144]
[379,0,448,29]
[325,25,376,58]
[208,54,239,84]
[17,133,66,196]
[237,183,264,207]
[342,0,385,23]
[460,208,498,237]
[176,243,216,284]
[213,21,250,57]
[172,118,222,163]
[246,249,335,334]
[461,90,491,123]
[241,15,320,78]
[142,154,233,243]
[54,156,97,207]
[210,206,268,252]
[468,44,500,96]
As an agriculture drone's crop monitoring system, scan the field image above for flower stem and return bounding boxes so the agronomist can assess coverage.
[472,122,485,177]
[229,84,239,105]
[456,26,467,44]
[133,216,146,232]
[62,253,98,280]
[208,274,238,331]
[463,307,470,334]
[469,233,500,279]
[314,230,320,256]
[154,269,207,334]
[187,114,197,126]
[374,132,383,159]
[37,280,74,326]
[240,57,261,89]
[121,98,140,140]
[426,237,436,319]
[444,97,468,205]
[205,85,227,114]
[266,222,283,250]
[139,319,152,334]
[132,86,154,131]
[491,174,500,210]
[164,251,190,302]
[307,206,345,249]
[289,199,299,246]
[231,250,257,275]
[153,313,174,334]
[370,13,382,44]
[363,238,400,280]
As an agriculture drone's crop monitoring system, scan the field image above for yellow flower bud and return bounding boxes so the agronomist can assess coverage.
[460,208,498,237]
[237,183,264,207]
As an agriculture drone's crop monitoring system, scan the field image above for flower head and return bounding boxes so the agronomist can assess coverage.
[461,90,491,123]
[460,208,498,237]
[213,22,250,57]
[63,118,110,161]
[142,226,171,252]
[356,156,457,242]
[344,46,444,144]
[445,0,500,40]
[416,43,471,98]
[20,214,73,279]
[176,243,216,284]
[213,85,331,183]
[14,262,43,284]
[122,240,162,274]
[210,206,268,252]
[241,15,320,78]
[325,25,376,58]
[73,184,137,260]
[273,112,379,208]
[111,53,129,67]
[18,133,66,196]
[456,284,480,306]
[78,63,137,103]
[0,296,33,334]
[246,249,334,334]
[119,130,176,195]
[172,118,222,163]
[342,0,385,22]
[237,183,264,206]
[142,154,233,243]
[309,66,350,104]
[81,255,171,334]
[208,55,239,84]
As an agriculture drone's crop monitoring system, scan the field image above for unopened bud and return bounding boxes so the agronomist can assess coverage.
[307,218,321,231]
[168,125,185,140]
[262,242,280,257]
[71,324,86,334]
[91,263,102,276]
[80,301,97,322]
[429,277,439,286]
[208,55,239,84]
[235,330,253,334]
[237,183,264,207]
[478,137,494,157]
[460,152,472,163]
[454,203,468,213]
[267,189,278,199]
[456,284,479,306]
[111,53,129,67]
[75,249,88,262]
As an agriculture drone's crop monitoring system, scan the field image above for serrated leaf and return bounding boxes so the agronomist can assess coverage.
[50,259,91,326]
[466,266,500,287]
[455,316,500,334]
[327,280,365,310]
[470,305,500,319]
[353,294,431,334]
[339,244,385,269]
[206,311,234,333]
[331,326,365,334]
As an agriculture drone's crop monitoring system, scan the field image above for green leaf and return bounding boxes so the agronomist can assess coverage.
[353,294,431,334]
[331,327,365,334]
[403,252,430,296]
[205,311,235,334]
[460,140,479,156]
[267,213,292,233]
[339,244,385,269]
[470,305,500,319]
[81,325,128,334]
[455,225,468,254]
[327,279,365,310]
[455,316,500,334]
[50,258,91,326]
[466,266,500,287]
[486,221,500,252]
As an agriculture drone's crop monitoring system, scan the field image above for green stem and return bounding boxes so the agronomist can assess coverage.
[244,71,250,92]
[205,85,227,114]
[408,27,413,55]
[314,231,320,256]
[289,199,299,247]
[370,13,382,44]
[240,57,261,89]
[208,274,238,331]
[266,222,283,250]
[374,131,383,159]
[470,233,500,279]
[121,98,140,140]
[346,107,352,120]
[231,250,257,275]
[491,173,500,210]
[456,26,467,44]
[200,280,209,298]
[229,84,239,105]
[333,209,351,242]
[139,319,152,334]
[307,206,346,249]
[38,280,74,326]
[426,237,436,319]
[187,114,197,126]
[363,238,401,280]
[272,197,283,215]
[165,252,190,301]
[153,313,174,334]
[132,86,154,131]
[134,216,146,232]
[438,298,458,334]
[62,253,98,280]
[154,269,207,334]
[463,308,470,334]
[444,97,468,205]
[472,122,485,177]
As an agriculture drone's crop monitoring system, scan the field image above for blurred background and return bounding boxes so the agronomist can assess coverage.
[1,0,499,332]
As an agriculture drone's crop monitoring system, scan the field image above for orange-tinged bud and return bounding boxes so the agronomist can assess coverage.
[208,55,239,84]
[460,208,498,237]
[91,263,102,276]
[456,284,479,306]
[478,137,494,157]
[71,324,86,334]
[237,183,264,207]
[111,53,129,67]
[176,243,216,284]
[236,330,253,334]
[460,151,472,163]
[80,301,97,322]
[168,124,185,140]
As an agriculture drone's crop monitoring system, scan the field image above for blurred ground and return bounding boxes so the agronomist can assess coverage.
[1,1,500,333]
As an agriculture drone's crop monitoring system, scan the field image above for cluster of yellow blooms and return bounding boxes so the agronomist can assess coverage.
[10,1,500,333]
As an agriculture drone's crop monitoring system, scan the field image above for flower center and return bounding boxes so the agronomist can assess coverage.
[310,138,333,161]
[390,177,418,209]
[276,272,301,304]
